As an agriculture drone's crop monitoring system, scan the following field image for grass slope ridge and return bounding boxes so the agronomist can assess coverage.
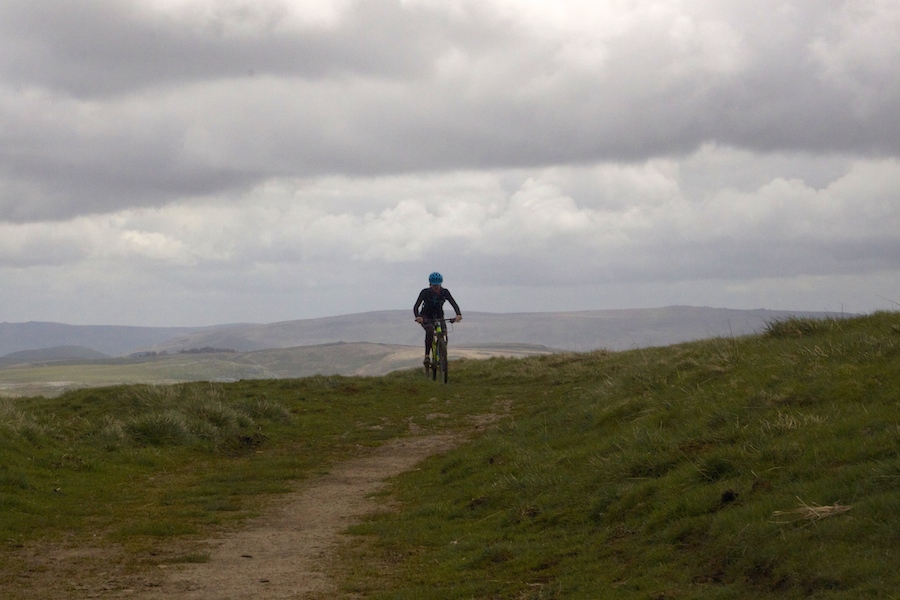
[0,312,896,599]
[344,312,900,599]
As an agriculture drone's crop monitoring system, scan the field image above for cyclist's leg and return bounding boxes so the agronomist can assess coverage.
[421,322,434,365]
[421,322,434,353]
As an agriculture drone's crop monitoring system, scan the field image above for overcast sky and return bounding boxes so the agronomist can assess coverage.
[1,0,898,326]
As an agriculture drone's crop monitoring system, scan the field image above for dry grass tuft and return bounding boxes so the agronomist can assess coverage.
[772,497,853,523]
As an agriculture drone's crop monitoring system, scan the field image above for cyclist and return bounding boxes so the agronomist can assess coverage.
[414,272,462,368]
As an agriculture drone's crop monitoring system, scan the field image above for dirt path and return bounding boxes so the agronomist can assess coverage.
[125,433,460,599]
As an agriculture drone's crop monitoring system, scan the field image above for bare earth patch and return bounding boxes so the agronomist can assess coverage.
[123,432,462,599]
[8,410,509,599]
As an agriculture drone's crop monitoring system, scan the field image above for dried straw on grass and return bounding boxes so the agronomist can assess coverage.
[772,497,853,523]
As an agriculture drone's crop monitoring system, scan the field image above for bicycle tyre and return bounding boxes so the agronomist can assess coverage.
[431,345,438,381]
[437,337,448,383]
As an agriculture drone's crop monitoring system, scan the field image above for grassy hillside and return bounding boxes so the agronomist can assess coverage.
[339,312,900,599]
[0,342,555,397]
[1,312,897,598]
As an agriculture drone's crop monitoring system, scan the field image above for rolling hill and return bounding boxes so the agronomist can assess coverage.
[141,307,841,354]
[0,341,556,397]
[0,307,845,396]
[0,345,109,367]
[0,321,210,356]
[0,306,844,360]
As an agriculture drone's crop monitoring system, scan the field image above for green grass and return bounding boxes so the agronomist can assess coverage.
[2,312,899,599]
[340,311,900,599]
[0,376,493,570]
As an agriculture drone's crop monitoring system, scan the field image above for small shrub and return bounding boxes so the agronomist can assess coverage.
[763,316,840,339]
[185,418,220,441]
[126,411,193,446]
[185,399,250,432]
[92,416,129,451]
[0,402,40,437]
[127,384,179,409]
[241,398,291,422]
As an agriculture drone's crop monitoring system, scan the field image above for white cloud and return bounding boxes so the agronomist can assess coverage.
[810,0,900,116]
[3,149,896,276]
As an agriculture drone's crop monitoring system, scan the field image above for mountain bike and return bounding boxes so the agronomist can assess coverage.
[421,318,452,383]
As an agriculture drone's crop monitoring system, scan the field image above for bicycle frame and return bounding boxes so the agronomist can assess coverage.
[421,318,453,383]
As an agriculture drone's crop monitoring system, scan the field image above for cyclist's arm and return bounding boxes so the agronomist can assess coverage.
[444,289,462,321]
[413,289,426,321]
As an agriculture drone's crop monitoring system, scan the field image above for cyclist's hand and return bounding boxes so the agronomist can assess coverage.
[454,315,462,323]
[415,317,423,324]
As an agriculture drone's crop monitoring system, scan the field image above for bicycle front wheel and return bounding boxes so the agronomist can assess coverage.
[437,337,448,383]
[431,345,439,381]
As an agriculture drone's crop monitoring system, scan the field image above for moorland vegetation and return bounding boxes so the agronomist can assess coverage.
[1,312,898,598]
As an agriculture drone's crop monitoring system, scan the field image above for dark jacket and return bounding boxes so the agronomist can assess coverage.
[414,287,461,320]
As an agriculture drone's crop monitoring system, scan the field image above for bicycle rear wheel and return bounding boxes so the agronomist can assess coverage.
[437,337,448,383]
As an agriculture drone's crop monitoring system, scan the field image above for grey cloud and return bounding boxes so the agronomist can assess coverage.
[267,0,900,171]
[0,0,524,219]
[0,0,898,326]
[0,135,255,222]
[0,0,503,97]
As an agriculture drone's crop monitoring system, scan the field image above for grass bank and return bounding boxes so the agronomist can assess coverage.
[1,312,898,598]
[341,312,899,599]
[0,372,498,597]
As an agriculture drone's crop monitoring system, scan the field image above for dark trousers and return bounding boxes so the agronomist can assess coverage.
[420,320,446,355]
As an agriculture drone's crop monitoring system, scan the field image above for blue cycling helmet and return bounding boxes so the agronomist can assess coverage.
[428,272,443,285]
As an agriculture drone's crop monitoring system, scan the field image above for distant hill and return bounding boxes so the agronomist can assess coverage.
[0,345,109,367]
[0,306,850,397]
[0,342,557,397]
[0,322,209,357]
[0,307,846,360]
[142,306,843,354]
